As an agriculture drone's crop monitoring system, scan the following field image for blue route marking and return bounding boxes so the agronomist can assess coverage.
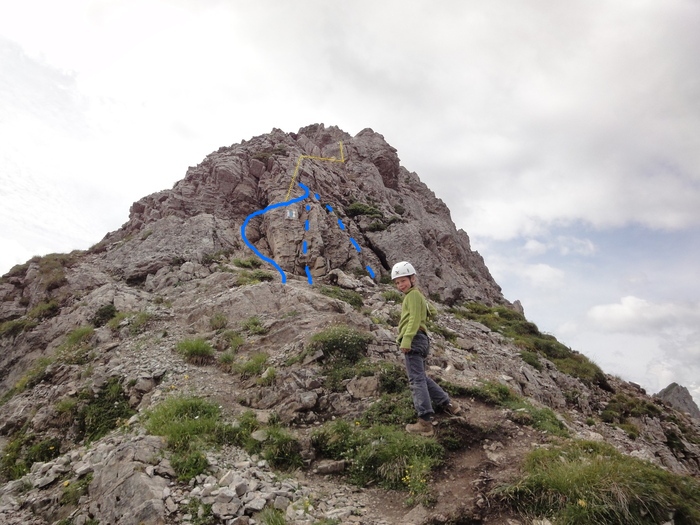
[305,265,313,284]
[350,238,361,252]
[366,266,376,278]
[305,220,309,231]
[325,204,333,212]
[302,240,308,254]
[338,218,346,230]
[306,204,311,211]
[241,182,310,284]
[315,193,320,200]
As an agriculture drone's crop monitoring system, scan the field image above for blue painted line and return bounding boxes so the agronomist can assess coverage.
[350,238,361,252]
[306,204,311,211]
[325,204,333,212]
[366,266,376,278]
[302,240,307,254]
[240,182,310,284]
[314,193,320,200]
[305,265,313,284]
[338,218,345,230]
[305,220,310,231]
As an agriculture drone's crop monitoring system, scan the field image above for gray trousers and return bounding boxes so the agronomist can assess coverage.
[404,332,450,418]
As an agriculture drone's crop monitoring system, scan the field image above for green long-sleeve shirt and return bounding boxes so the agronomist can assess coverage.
[396,288,437,349]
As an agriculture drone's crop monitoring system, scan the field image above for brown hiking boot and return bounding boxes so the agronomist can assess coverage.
[441,402,462,417]
[405,418,435,437]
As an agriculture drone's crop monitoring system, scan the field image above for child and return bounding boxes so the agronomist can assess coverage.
[392,261,461,436]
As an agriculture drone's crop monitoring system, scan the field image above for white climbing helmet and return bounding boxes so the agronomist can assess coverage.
[391,261,416,280]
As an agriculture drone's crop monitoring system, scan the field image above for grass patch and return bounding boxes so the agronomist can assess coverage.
[312,419,443,497]
[60,473,93,506]
[145,396,226,480]
[56,326,95,365]
[176,338,215,365]
[232,352,269,378]
[233,257,262,269]
[209,312,228,331]
[319,286,364,310]
[345,202,383,218]
[381,289,404,303]
[90,303,117,327]
[76,377,135,443]
[237,269,275,286]
[495,440,700,524]
[259,507,287,525]
[28,300,60,321]
[0,432,62,481]
[0,318,38,338]
[106,311,152,335]
[221,330,245,351]
[242,316,268,335]
[307,325,373,365]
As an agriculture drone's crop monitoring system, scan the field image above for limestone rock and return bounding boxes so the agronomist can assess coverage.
[655,383,700,420]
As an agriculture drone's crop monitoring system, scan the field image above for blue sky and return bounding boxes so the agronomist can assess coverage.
[1,0,699,405]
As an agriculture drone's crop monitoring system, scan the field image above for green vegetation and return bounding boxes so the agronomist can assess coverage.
[237,269,275,286]
[600,393,663,439]
[28,300,60,321]
[451,303,612,391]
[176,338,215,365]
[242,316,268,335]
[90,303,117,327]
[345,202,383,218]
[312,419,443,502]
[438,379,568,437]
[259,507,287,525]
[319,286,364,310]
[145,396,228,481]
[0,431,62,481]
[232,352,269,378]
[76,377,135,443]
[209,312,228,331]
[221,330,244,351]
[106,310,152,335]
[496,440,700,524]
[233,257,262,269]
[56,326,95,365]
[307,325,373,365]
[381,289,404,303]
[182,498,215,525]
[0,317,37,338]
[60,473,93,506]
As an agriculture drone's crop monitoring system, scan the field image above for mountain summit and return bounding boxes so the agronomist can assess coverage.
[108,124,506,306]
[1,125,699,525]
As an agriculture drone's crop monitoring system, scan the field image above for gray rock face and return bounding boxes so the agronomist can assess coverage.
[102,124,506,305]
[656,383,700,420]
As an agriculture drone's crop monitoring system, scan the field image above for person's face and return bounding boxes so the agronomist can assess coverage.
[394,275,413,293]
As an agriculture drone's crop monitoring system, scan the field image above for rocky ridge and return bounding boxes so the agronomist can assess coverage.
[1,125,699,525]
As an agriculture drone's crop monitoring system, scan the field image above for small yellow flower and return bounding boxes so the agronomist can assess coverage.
[184,374,189,380]
[578,499,587,507]
[63,481,70,487]
[354,421,360,426]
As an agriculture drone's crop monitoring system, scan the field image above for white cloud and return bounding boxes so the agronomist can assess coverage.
[587,296,700,335]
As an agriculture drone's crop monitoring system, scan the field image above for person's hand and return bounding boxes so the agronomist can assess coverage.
[401,347,411,354]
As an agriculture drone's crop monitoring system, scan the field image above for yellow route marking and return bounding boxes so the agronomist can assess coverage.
[284,141,345,200]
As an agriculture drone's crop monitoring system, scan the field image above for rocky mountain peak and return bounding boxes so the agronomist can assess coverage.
[112,124,505,306]
[655,383,700,420]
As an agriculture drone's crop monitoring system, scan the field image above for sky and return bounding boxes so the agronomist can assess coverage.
[1,0,699,406]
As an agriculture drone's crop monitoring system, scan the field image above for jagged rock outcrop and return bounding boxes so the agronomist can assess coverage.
[99,124,505,305]
[656,383,700,420]
[1,124,699,525]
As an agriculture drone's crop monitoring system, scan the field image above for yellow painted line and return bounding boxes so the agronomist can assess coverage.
[284,141,345,200]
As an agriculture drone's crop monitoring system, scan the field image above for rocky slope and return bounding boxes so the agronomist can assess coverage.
[1,124,699,525]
